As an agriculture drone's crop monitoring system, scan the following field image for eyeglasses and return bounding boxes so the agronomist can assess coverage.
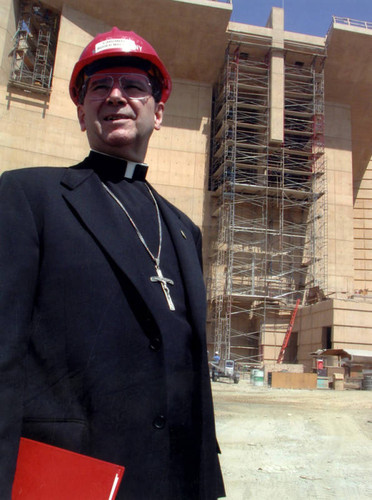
[83,73,153,101]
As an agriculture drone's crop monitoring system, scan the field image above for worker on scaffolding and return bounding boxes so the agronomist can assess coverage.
[0,28,225,500]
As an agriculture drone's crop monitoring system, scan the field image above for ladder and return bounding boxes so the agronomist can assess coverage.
[277,298,301,364]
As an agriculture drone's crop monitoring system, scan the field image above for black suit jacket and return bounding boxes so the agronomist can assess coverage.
[0,156,224,499]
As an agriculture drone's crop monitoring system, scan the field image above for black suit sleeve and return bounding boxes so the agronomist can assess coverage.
[0,172,40,498]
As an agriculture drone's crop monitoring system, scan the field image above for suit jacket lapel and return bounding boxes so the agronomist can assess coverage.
[60,166,167,326]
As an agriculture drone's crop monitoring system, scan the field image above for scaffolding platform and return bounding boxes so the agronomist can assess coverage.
[8,1,60,95]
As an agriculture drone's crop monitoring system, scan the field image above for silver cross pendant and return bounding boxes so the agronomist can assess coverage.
[150,265,176,311]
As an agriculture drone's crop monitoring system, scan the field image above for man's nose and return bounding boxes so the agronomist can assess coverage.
[107,83,127,104]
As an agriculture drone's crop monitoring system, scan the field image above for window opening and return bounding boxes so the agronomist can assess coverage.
[322,326,332,349]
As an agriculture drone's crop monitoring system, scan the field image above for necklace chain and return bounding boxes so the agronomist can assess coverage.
[101,181,162,266]
[101,181,176,311]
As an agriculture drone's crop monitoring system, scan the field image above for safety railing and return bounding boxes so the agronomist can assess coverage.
[331,16,372,32]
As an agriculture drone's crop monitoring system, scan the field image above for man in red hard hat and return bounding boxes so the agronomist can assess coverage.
[0,28,225,499]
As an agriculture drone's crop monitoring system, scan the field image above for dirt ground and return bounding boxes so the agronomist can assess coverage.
[212,379,372,500]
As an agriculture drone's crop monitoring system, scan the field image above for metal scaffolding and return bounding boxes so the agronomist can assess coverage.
[208,36,327,367]
[9,1,60,95]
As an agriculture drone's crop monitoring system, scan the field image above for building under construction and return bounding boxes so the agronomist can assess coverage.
[208,11,327,367]
[1,0,372,372]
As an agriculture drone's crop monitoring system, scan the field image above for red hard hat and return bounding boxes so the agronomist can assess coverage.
[69,27,172,104]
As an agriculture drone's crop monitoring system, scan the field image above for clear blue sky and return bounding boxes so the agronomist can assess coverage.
[230,0,372,37]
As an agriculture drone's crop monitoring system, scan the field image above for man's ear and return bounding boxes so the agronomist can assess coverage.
[154,102,164,131]
[77,105,86,132]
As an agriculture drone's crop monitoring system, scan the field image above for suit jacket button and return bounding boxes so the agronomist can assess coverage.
[153,415,166,429]
[149,337,162,352]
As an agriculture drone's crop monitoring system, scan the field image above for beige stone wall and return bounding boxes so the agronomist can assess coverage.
[296,300,333,370]
[0,3,211,231]
[295,298,372,369]
[332,299,372,349]
[325,102,354,296]
[146,80,212,229]
[354,157,372,292]
[0,0,15,85]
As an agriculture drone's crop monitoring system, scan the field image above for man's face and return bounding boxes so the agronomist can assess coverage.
[77,66,164,162]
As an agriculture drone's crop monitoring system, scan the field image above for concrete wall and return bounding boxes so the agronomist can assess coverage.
[354,157,372,292]
[146,80,212,228]
[268,7,284,144]
[295,298,372,370]
[0,0,15,85]
[325,102,354,297]
[332,299,372,350]
[296,300,333,370]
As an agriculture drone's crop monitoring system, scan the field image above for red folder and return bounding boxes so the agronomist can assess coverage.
[12,437,125,499]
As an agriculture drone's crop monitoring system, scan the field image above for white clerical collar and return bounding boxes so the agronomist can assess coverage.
[91,149,148,180]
